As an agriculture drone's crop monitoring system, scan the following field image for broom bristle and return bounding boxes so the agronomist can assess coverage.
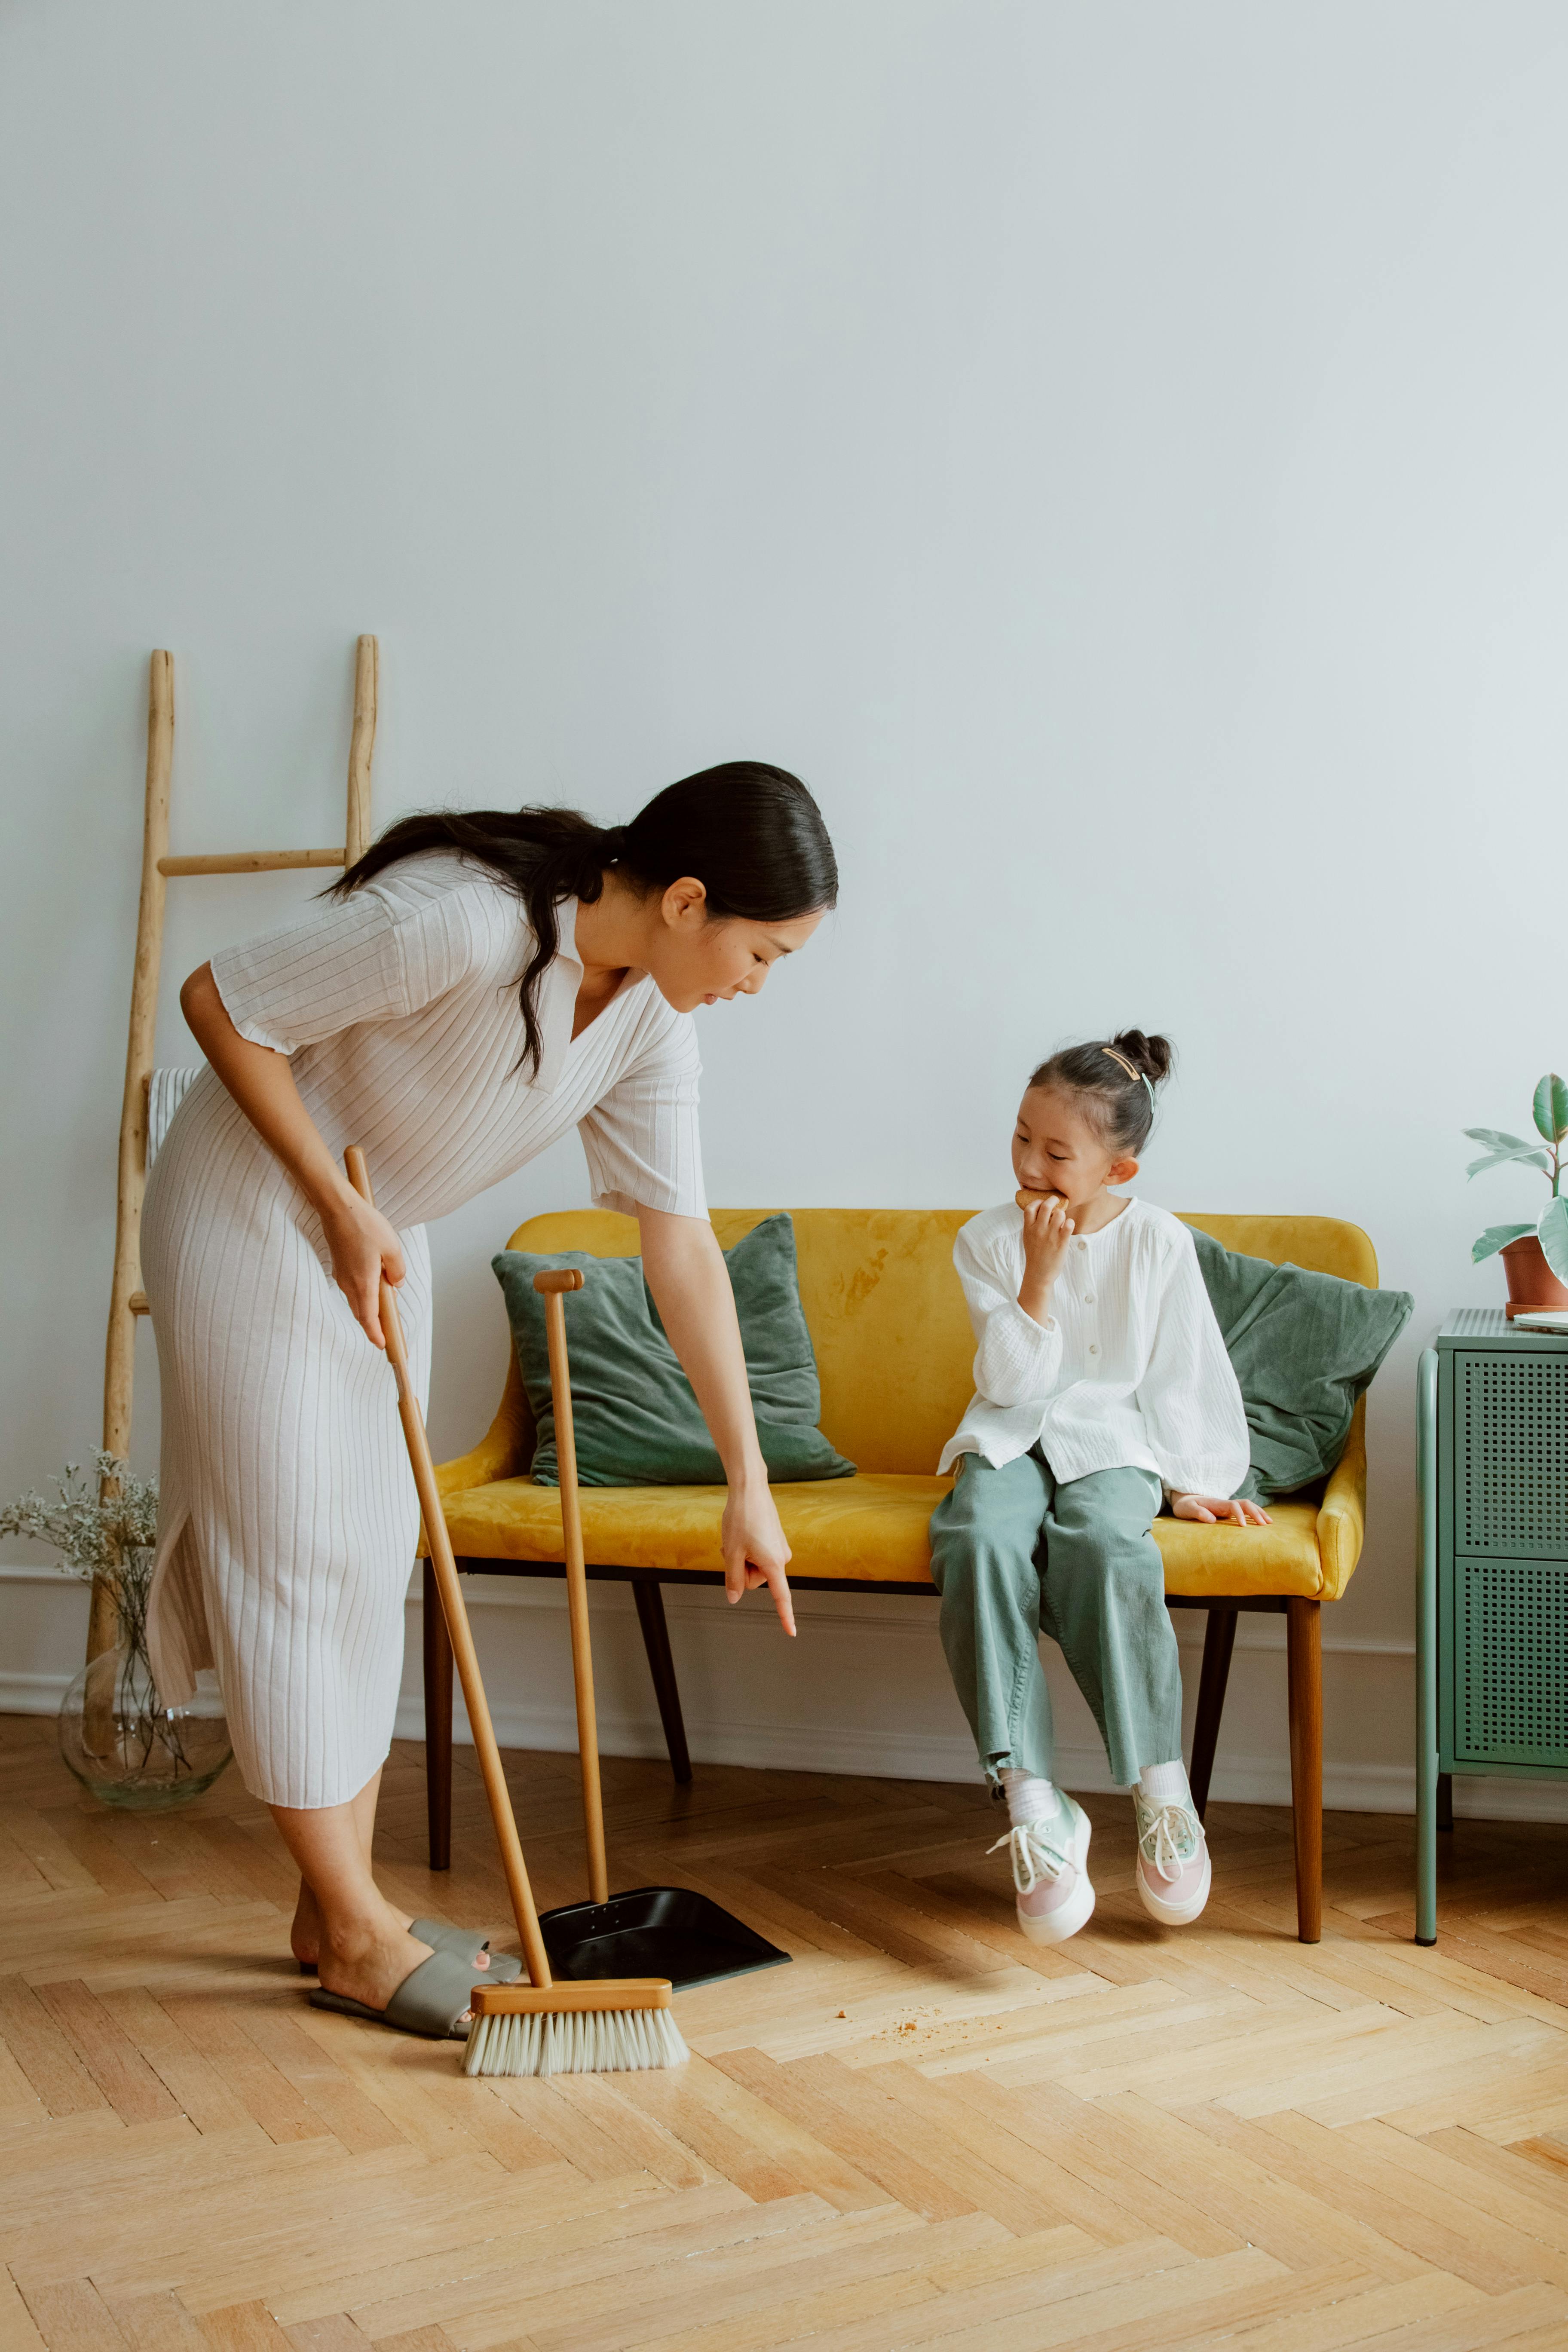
[464,2002,689,2077]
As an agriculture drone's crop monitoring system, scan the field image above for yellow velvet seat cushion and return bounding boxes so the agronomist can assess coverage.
[1154,1503,1327,1598]
[435,1204,1376,1605]
[441,1470,952,1582]
[438,1468,1336,1597]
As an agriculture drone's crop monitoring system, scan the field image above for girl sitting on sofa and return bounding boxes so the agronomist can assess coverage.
[929,1031,1268,1943]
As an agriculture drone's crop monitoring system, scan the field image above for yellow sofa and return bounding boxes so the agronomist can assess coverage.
[427,1208,1378,1943]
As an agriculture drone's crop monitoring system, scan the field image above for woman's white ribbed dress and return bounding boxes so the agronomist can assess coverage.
[141,851,707,1809]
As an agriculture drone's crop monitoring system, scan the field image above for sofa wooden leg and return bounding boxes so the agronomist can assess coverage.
[1189,1607,1237,1823]
[633,1579,692,1785]
[423,1558,454,1871]
[1286,1596,1323,1943]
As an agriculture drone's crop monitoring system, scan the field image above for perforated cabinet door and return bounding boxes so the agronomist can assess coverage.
[1449,1347,1568,1771]
[1454,1350,1568,1560]
[1453,1556,1568,1769]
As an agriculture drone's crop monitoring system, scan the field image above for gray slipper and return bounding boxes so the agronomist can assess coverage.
[297,1917,523,1981]
[309,1945,487,2040]
[409,1918,524,1983]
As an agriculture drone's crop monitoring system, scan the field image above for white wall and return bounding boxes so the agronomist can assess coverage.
[6,2,1568,1818]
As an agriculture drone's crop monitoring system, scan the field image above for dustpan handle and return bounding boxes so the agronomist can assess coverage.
[343,1148,554,1992]
[535,1271,610,1907]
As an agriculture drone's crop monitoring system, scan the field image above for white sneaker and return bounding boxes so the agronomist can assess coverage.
[1133,1788,1212,1926]
[988,1794,1095,1945]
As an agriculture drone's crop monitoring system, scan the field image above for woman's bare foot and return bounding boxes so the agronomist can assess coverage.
[291,1877,495,1974]
[292,1877,417,1968]
[315,1908,445,2015]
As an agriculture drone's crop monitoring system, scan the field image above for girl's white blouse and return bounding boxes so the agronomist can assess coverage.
[938,1196,1250,1499]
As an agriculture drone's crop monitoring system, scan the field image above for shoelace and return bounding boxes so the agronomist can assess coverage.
[986,1816,1071,1896]
[1137,1798,1202,1884]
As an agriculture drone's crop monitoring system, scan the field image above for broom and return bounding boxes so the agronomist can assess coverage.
[343,1148,687,2078]
[529,1267,790,1990]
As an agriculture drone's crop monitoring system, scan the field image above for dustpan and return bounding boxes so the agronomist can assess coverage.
[530,1268,791,1992]
[539,1886,787,1992]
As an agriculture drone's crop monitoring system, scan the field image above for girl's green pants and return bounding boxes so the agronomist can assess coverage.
[928,1446,1182,1788]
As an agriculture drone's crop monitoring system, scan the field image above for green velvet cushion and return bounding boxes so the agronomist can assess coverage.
[493,1213,856,1487]
[1191,1230,1413,1499]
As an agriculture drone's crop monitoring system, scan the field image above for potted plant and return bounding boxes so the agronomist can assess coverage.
[0,1452,230,1808]
[1465,1073,1568,1318]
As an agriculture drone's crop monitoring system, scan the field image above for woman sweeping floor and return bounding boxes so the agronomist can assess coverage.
[142,763,836,2037]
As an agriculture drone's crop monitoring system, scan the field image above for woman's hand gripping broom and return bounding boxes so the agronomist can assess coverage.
[343,1149,686,2078]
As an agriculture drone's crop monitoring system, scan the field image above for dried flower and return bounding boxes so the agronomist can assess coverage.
[0,1452,159,1586]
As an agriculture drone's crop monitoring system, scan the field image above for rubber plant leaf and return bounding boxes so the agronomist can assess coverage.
[1472,1223,1534,1264]
[1467,1146,1552,1179]
[1540,1197,1568,1283]
[1533,1074,1568,1145]
[1464,1128,1540,1152]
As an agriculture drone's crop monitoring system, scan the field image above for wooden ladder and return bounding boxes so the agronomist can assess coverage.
[89,637,380,1669]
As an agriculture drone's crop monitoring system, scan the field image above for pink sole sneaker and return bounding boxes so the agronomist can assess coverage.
[1136,1841,1211,1926]
[1133,1791,1212,1927]
[990,1797,1096,1946]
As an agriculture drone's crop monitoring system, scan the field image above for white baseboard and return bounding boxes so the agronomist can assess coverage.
[8,1657,1568,1820]
[387,1687,1568,1824]
[0,1671,80,1715]
[10,1564,1568,1825]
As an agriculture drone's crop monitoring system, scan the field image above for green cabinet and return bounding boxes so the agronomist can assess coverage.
[1416,1311,1568,1942]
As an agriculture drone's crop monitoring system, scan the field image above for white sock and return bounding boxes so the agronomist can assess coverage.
[1000,1769,1058,1828]
[1139,1759,1192,1807]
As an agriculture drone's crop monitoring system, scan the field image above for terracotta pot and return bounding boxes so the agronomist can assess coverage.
[1500,1233,1568,1320]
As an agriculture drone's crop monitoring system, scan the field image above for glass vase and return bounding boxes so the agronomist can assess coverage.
[57,1550,232,1810]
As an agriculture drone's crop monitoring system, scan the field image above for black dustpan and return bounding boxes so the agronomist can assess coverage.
[532,1269,792,1992]
[538,1886,790,1991]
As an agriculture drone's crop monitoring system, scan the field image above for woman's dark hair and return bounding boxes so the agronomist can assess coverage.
[331,760,836,1076]
[1026,1029,1173,1155]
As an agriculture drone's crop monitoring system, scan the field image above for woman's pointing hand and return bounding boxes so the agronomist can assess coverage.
[722,1479,797,1635]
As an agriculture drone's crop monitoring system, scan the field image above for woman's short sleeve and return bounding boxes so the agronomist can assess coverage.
[208,881,494,1054]
[578,1007,707,1220]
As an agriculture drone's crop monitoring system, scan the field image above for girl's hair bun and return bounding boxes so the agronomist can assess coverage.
[1026,1028,1175,1154]
[1110,1029,1173,1085]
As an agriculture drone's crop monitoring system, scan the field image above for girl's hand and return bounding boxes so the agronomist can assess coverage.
[1018,1191,1074,1318]
[720,1480,797,1635]
[1172,1494,1271,1527]
[320,1190,406,1348]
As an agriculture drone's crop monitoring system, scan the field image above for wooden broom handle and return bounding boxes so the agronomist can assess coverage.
[342,1148,554,1992]
[534,1269,610,1906]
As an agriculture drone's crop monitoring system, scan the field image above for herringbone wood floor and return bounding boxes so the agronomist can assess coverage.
[6,1718,1568,2352]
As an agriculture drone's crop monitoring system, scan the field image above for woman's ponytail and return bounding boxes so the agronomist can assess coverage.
[331,761,835,1077]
